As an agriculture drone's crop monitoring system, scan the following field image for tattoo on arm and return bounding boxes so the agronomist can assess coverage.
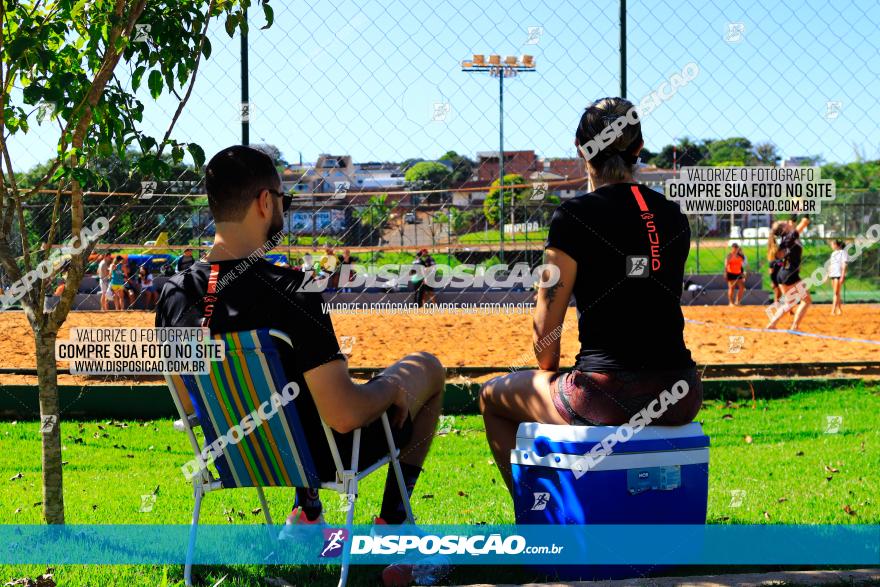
[545,279,563,304]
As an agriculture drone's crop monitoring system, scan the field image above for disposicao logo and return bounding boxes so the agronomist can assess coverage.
[320,528,348,558]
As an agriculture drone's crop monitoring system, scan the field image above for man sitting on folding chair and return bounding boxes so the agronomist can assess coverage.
[155,146,445,581]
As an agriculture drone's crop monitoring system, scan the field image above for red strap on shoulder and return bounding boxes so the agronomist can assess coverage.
[630,185,649,212]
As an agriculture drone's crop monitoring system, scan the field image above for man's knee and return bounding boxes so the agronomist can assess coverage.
[408,351,445,391]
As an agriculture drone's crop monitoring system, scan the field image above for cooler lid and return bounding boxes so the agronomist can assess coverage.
[514,422,709,457]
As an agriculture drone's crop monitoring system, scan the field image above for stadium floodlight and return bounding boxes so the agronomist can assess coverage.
[462,53,536,263]
[461,53,535,263]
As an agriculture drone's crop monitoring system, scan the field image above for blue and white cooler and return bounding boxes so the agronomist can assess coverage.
[511,422,710,579]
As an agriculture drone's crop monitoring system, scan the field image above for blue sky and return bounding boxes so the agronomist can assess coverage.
[9,0,880,172]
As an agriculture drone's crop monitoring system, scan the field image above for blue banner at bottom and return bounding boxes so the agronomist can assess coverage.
[1,524,877,566]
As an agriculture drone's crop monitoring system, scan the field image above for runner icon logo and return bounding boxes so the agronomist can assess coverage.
[531,492,550,511]
[626,256,649,278]
[320,528,348,558]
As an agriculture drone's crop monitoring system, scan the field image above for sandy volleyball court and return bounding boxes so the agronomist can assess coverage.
[0,305,877,386]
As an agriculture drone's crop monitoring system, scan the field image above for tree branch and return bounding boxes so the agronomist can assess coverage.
[158,0,216,156]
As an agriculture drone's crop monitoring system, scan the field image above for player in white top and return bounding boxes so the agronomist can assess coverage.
[96,252,113,312]
[828,239,848,315]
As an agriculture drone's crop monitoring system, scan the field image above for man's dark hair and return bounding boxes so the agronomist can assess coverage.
[205,145,279,222]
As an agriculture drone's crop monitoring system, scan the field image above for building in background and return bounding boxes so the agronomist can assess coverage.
[475,150,539,181]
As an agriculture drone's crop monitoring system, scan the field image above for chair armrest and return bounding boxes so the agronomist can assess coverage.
[173,413,200,432]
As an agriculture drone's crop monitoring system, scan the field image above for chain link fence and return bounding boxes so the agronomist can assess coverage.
[5,0,880,308]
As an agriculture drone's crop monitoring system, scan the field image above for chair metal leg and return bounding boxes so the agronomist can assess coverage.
[185,484,204,587]
[337,429,362,587]
[337,485,357,587]
[256,486,273,525]
[382,413,415,524]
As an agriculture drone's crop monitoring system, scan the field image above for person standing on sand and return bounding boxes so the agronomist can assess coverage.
[766,225,784,303]
[109,255,126,310]
[725,243,747,306]
[97,252,113,311]
[828,239,848,316]
[766,216,811,330]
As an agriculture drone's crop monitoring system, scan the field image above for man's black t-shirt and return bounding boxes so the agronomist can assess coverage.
[545,182,694,371]
[156,259,345,473]
[176,255,195,273]
[156,259,342,370]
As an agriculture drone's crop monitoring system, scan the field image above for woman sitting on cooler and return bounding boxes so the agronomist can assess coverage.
[479,97,702,493]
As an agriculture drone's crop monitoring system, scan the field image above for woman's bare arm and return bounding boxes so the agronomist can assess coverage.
[795,217,811,234]
[533,247,577,371]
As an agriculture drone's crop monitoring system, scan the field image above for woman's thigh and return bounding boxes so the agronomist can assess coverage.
[481,370,568,425]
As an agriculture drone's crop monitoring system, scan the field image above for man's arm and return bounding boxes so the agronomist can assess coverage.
[533,247,576,372]
[795,217,811,234]
[303,359,406,433]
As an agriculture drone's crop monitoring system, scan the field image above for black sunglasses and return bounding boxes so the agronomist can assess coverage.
[263,188,292,212]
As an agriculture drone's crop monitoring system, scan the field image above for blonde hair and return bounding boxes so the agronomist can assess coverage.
[767,220,786,261]
[575,97,643,183]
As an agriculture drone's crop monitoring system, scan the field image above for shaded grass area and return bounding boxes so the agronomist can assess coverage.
[1,384,877,585]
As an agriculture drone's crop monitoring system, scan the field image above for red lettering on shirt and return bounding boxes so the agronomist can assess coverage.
[632,186,662,272]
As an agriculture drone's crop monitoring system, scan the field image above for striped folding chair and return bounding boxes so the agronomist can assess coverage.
[165,328,413,587]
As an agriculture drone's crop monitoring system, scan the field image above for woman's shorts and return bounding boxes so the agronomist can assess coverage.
[777,268,801,286]
[110,284,123,292]
[551,367,703,426]
[726,272,744,282]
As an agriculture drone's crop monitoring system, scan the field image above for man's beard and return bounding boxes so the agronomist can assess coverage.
[266,207,284,248]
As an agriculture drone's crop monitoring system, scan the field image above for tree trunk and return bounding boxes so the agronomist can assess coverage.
[35,331,64,524]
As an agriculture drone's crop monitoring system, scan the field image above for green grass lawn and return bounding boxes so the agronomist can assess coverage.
[686,239,880,302]
[458,228,549,244]
[1,384,878,585]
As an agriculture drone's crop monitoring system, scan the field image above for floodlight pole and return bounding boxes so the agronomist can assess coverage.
[620,0,627,98]
[241,26,249,145]
[462,57,536,264]
[498,70,505,262]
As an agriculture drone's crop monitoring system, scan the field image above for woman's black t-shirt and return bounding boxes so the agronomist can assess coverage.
[545,182,694,372]
[780,229,802,270]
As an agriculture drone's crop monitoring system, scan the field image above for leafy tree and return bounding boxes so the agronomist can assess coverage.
[404,161,451,189]
[399,157,424,172]
[648,138,710,168]
[702,137,754,166]
[483,173,530,226]
[438,150,475,185]
[752,142,780,166]
[638,147,656,163]
[354,193,392,245]
[19,152,202,250]
[434,206,474,236]
[0,0,271,524]
[252,143,287,168]
[792,155,825,167]
[820,161,880,192]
